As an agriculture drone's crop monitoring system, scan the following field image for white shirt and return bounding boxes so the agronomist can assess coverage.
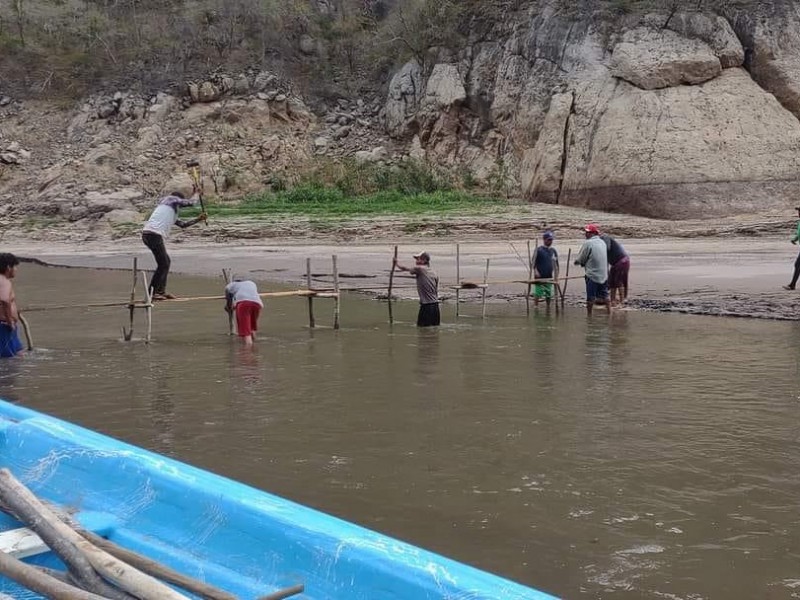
[225,281,263,307]
[142,204,178,238]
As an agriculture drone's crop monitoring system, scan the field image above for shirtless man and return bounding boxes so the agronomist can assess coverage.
[0,253,23,358]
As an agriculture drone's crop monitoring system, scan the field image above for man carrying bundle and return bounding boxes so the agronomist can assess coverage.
[394,251,440,327]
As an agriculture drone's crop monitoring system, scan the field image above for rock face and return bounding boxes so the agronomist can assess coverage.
[609,28,722,89]
[385,4,800,218]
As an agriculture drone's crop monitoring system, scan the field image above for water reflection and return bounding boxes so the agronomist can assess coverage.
[3,265,800,600]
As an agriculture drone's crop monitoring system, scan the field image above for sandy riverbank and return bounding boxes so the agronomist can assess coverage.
[6,233,800,321]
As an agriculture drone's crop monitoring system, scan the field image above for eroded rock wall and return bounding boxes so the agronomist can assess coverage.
[390,2,800,218]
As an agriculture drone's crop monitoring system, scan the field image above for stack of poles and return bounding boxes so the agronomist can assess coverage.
[0,468,305,600]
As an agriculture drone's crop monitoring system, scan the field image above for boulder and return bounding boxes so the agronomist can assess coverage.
[147,93,177,123]
[666,12,744,69]
[233,74,250,95]
[83,188,145,213]
[558,69,800,218]
[385,60,423,137]
[421,64,467,110]
[198,81,221,103]
[610,28,722,90]
[161,173,196,198]
[104,209,142,224]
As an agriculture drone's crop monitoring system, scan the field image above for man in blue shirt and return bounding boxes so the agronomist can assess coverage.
[532,231,559,308]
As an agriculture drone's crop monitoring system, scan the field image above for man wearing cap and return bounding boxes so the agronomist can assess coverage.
[574,224,611,315]
[600,232,630,305]
[532,231,559,308]
[783,206,800,290]
[394,251,440,327]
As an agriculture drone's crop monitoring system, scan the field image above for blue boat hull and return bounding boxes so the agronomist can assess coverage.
[0,399,557,599]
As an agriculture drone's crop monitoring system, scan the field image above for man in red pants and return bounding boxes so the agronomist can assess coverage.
[224,276,263,346]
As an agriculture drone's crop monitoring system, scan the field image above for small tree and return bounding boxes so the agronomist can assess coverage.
[381,0,464,68]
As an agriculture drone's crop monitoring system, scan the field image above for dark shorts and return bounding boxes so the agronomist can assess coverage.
[417,303,441,327]
[585,278,609,302]
[235,301,261,337]
[0,323,23,358]
[609,256,630,289]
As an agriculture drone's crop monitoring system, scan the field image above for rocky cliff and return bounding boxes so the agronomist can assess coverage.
[390,1,800,218]
[2,0,800,228]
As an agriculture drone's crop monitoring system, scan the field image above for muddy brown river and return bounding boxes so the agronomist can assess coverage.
[1,264,799,599]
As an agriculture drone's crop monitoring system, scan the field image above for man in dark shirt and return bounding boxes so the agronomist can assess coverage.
[394,251,440,327]
[600,232,630,306]
[532,231,559,308]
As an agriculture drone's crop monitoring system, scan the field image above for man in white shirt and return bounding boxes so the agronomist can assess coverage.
[141,191,206,300]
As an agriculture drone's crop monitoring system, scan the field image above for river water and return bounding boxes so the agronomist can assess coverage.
[1,264,799,599]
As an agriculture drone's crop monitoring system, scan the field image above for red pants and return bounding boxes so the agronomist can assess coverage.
[235,301,261,337]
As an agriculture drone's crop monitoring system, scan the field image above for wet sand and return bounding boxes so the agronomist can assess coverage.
[7,235,800,320]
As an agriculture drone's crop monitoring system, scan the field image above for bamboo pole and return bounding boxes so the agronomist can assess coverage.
[257,584,305,600]
[526,240,533,316]
[455,243,461,318]
[0,469,192,600]
[306,258,315,329]
[124,257,138,341]
[222,269,235,336]
[388,245,398,324]
[18,312,32,351]
[142,271,153,344]
[332,255,340,330]
[78,530,237,600]
[481,258,490,319]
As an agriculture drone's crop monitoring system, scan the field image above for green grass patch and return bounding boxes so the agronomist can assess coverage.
[190,187,506,218]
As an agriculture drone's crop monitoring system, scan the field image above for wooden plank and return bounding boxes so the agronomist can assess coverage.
[0,526,49,559]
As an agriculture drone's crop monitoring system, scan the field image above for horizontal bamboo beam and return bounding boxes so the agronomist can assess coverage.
[22,290,339,312]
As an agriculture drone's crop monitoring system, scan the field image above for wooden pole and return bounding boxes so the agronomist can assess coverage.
[561,248,572,306]
[0,474,136,599]
[257,584,305,600]
[332,255,340,330]
[78,530,237,600]
[0,469,192,600]
[388,245,398,324]
[124,257,138,341]
[0,550,110,600]
[481,258,490,319]
[306,258,315,329]
[526,240,533,316]
[18,312,33,351]
[455,243,461,318]
[142,271,153,344]
[222,268,235,336]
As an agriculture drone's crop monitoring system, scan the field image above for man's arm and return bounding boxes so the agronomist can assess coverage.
[574,243,590,266]
[393,259,418,274]
[176,213,207,228]
[554,250,560,280]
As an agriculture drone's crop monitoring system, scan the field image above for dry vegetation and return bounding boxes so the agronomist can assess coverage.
[0,0,765,101]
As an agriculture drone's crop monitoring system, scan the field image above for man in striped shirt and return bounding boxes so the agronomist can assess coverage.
[141,191,207,300]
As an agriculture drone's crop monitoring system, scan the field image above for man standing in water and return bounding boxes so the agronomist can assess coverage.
[783,205,800,290]
[394,251,440,327]
[141,190,207,300]
[600,231,630,305]
[574,224,611,315]
[224,276,263,347]
[532,230,559,308]
[0,253,23,358]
